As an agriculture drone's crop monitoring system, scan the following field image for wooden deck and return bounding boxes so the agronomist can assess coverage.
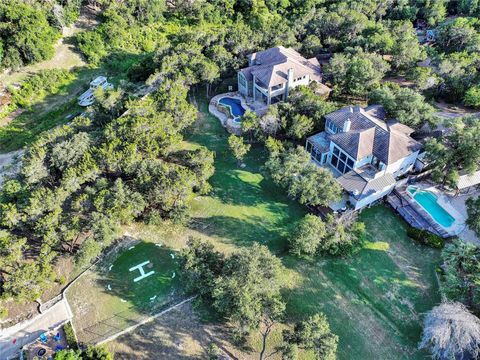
[387,188,450,238]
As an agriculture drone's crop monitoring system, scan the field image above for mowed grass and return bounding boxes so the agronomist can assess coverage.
[178,93,441,359]
[67,241,182,344]
[186,95,306,254]
[283,206,441,360]
[105,242,180,310]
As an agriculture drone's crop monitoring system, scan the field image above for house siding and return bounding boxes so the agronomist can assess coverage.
[384,151,420,177]
[350,183,396,210]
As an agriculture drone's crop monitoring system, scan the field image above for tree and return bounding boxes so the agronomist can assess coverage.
[241,110,260,142]
[302,34,322,58]
[282,313,338,360]
[467,197,480,237]
[368,83,436,128]
[421,0,447,26]
[0,0,60,69]
[259,106,282,138]
[407,67,440,92]
[287,86,337,129]
[265,146,342,206]
[286,114,314,141]
[289,214,327,257]
[442,240,480,314]
[389,21,426,70]
[435,52,480,103]
[54,349,83,360]
[324,50,390,98]
[465,86,480,108]
[419,302,480,360]
[426,116,480,187]
[199,59,220,96]
[179,238,225,299]
[83,345,114,360]
[436,17,480,54]
[228,134,250,164]
[213,244,285,348]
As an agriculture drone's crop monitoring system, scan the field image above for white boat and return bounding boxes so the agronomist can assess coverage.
[78,76,113,106]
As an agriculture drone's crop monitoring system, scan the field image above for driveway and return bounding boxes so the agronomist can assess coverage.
[0,299,72,359]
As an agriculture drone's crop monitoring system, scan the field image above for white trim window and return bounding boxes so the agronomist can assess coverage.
[326,120,340,134]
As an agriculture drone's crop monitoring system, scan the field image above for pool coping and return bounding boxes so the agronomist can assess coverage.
[406,185,466,236]
[209,92,250,135]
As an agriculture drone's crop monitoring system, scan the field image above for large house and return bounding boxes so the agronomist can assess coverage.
[237,46,328,105]
[306,105,422,211]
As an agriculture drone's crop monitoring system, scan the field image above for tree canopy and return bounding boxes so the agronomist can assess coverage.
[425,116,480,188]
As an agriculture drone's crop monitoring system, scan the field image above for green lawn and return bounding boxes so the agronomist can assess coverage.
[283,206,441,359]
[186,94,306,254]
[184,93,441,359]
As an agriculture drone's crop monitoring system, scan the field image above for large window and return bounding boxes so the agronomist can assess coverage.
[330,144,354,174]
[306,141,327,165]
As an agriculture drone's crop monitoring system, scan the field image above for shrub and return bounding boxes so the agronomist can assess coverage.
[289,214,326,257]
[464,86,480,108]
[407,227,445,248]
[63,321,78,350]
[10,69,76,108]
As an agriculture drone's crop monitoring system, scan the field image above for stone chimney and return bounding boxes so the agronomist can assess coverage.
[343,117,351,132]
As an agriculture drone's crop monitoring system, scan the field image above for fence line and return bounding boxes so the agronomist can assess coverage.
[95,296,197,346]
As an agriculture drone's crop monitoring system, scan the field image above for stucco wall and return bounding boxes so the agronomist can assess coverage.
[384,151,419,177]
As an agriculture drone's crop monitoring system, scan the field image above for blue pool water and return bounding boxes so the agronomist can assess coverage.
[407,187,455,228]
[218,97,246,122]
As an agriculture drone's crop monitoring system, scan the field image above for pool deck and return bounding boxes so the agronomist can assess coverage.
[209,93,246,135]
[209,92,270,135]
[388,183,466,238]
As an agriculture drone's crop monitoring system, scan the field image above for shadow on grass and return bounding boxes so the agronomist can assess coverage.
[189,214,293,253]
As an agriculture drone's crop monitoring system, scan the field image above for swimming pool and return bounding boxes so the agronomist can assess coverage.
[407,186,455,228]
[218,97,246,122]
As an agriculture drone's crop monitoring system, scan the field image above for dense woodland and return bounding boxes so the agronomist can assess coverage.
[1,0,480,359]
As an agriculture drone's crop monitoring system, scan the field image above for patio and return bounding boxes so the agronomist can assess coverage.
[449,192,480,245]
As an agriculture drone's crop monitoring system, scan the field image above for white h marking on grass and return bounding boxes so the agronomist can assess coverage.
[129,260,155,283]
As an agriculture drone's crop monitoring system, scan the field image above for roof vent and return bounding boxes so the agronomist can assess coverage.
[343,118,351,132]
[350,106,354,113]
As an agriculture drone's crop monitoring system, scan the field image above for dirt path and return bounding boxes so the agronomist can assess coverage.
[434,101,480,119]
[0,6,99,87]
[0,150,22,186]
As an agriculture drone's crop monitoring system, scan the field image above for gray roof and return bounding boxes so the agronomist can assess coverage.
[307,132,331,153]
[457,170,480,190]
[336,165,396,199]
[240,46,323,87]
[327,105,421,164]
[330,128,375,160]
